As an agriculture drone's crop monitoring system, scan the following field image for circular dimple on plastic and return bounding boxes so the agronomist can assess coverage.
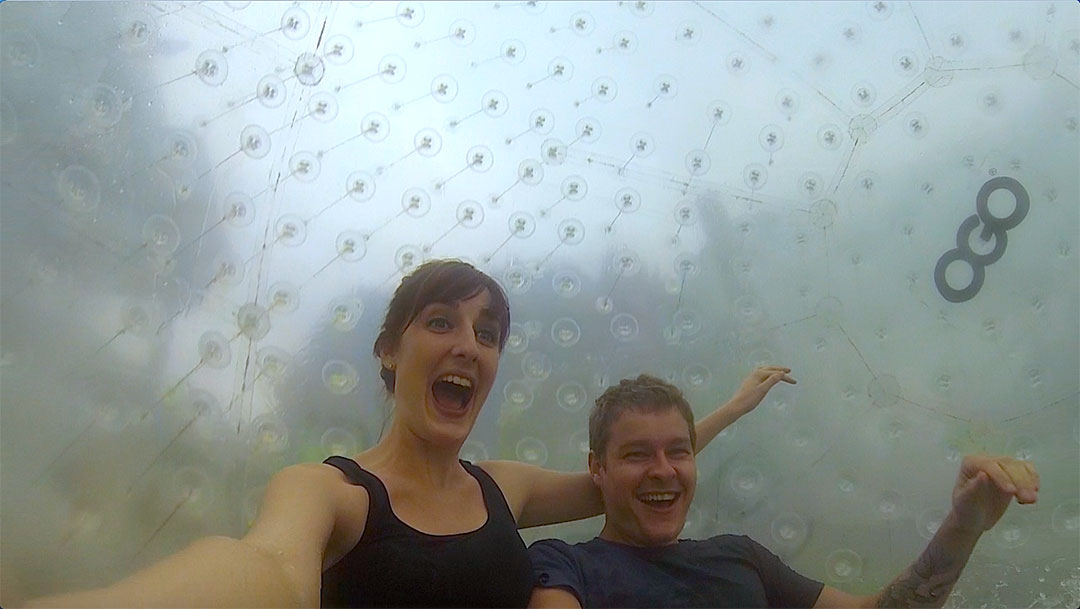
[294,53,325,86]
[557,382,588,412]
[916,507,947,540]
[610,313,639,342]
[733,294,763,326]
[324,34,354,65]
[1023,45,1057,80]
[142,215,181,256]
[685,149,711,175]
[818,124,843,150]
[499,38,526,65]
[195,50,228,86]
[289,151,321,182]
[557,219,585,245]
[547,56,574,82]
[336,231,366,262]
[321,427,358,456]
[120,10,157,48]
[561,176,588,201]
[329,296,363,332]
[503,380,534,408]
[198,331,231,368]
[240,125,271,159]
[771,513,808,548]
[727,52,749,75]
[395,246,424,274]
[361,112,389,142]
[552,271,581,298]
[518,159,543,184]
[515,437,548,466]
[798,173,824,199]
[251,415,289,453]
[379,54,407,83]
[540,138,567,165]
[346,171,376,202]
[414,128,442,156]
[322,359,359,395]
[481,90,509,118]
[743,163,768,190]
[628,132,655,157]
[776,89,799,117]
[904,112,929,138]
[236,303,270,340]
[876,489,904,520]
[430,74,459,103]
[522,109,553,137]
[267,281,299,313]
[893,49,919,75]
[683,364,711,389]
[867,374,901,408]
[280,7,310,40]
[595,297,614,314]
[255,346,291,379]
[613,250,641,277]
[505,323,528,353]
[275,215,307,247]
[80,84,123,131]
[707,100,732,124]
[673,310,702,338]
[1051,501,1080,533]
[569,428,590,455]
[551,318,581,347]
[308,91,338,122]
[991,516,1028,548]
[825,549,862,582]
[759,124,784,153]
[401,188,430,217]
[508,212,536,238]
[460,439,488,462]
[58,165,101,213]
[730,465,764,497]
[396,2,425,27]
[456,200,483,227]
[211,255,245,286]
[977,87,1002,115]
[522,352,552,380]
[503,266,532,295]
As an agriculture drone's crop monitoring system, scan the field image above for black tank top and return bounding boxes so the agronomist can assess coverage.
[320,456,535,608]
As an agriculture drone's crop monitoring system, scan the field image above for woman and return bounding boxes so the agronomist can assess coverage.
[22,259,793,608]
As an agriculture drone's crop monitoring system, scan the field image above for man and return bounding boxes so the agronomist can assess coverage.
[528,374,1040,608]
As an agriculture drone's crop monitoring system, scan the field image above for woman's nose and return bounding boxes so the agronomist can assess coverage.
[450,328,479,359]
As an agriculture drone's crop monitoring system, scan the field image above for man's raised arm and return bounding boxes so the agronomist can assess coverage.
[813,454,1040,609]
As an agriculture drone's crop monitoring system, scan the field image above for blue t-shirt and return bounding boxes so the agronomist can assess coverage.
[529,535,824,608]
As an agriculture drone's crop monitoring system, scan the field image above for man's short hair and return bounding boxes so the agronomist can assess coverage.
[589,374,696,460]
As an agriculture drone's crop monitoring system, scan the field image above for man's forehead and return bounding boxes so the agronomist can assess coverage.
[609,408,692,443]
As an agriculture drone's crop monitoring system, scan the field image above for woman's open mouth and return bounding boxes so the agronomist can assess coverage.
[431,374,474,416]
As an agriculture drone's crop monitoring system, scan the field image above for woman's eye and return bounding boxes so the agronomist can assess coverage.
[477,328,498,344]
[427,317,450,330]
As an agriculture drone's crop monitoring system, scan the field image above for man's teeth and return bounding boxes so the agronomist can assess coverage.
[639,492,677,502]
[438,374,472,388]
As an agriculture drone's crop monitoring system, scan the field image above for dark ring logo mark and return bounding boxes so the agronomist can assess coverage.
[934,176,1029,303]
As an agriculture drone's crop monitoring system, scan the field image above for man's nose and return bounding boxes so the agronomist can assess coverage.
[648,453,677,478]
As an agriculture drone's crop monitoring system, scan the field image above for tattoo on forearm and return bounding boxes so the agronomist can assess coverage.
[874,539,966,608]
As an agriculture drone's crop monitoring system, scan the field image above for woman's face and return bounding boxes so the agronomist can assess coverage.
[384,290,502,446]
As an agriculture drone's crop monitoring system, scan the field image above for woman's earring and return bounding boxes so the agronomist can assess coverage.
[386,361,395,371]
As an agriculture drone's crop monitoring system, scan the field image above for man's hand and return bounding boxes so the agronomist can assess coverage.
[729,366,796,414]
[951,454,1039,534]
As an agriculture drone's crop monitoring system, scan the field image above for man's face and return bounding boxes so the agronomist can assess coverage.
[590,407,697,546]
